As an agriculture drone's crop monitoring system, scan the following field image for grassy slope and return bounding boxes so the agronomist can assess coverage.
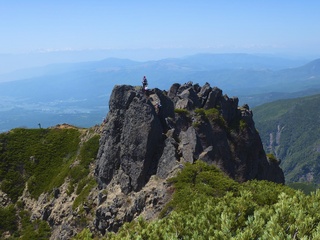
[0,126,100,238]
[0,127,81,201]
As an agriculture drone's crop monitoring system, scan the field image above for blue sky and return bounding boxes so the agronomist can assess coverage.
[1,1,320,59]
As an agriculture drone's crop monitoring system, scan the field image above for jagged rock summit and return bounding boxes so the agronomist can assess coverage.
[95,82,284,196]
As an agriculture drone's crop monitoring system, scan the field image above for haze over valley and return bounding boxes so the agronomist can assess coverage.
[1,1,319,131]
[0,53,319,132]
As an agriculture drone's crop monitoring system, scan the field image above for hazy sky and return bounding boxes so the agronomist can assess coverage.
[1,1,320,59]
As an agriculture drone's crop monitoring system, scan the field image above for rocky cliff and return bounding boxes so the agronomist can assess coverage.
[94,82,284,234]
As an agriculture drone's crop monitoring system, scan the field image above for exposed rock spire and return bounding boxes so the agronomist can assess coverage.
[95,82,284,194]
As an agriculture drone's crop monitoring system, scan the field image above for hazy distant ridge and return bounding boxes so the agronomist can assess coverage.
[0,53,318,131]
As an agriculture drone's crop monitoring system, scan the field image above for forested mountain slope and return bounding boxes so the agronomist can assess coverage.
[253,94,320,183]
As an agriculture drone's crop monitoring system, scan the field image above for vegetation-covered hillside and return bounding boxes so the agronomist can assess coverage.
[2,126,320,239]
[253,94,320,183]
[0,125,100,239]
[77,161,320,239]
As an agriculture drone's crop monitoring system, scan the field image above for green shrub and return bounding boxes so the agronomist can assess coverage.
[162,160,239,215]
[240,180,295,206]
[79,135,100,167]
[0,205,17,235]
[107,161,308,240]
[72,228,93,240]
[194,108,205,116]
[239,119,247,130]
[204,108,220,118]
[19,210,51,240]
[174,108,189,115]
[266,153,279,163]
[192,121,201,128]
[204,108,227,127]
[194,108,227,127]
[68,134,99,196]
[73,177,97,210]
[192,108,206,128]
[69,165,89,186]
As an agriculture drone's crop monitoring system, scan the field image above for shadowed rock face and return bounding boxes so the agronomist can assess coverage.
[95,82,284,195]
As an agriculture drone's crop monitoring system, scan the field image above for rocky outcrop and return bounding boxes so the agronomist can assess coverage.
[21,181,80,240]
[94,175,171,235]
[0,190,11,207]
[95,82,285,234]
[95,85,171,194]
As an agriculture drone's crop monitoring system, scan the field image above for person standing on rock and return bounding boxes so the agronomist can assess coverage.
[142,76,148,92]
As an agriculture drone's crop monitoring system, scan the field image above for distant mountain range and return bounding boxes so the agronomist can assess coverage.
[253,93,320,183]
[0,53,319,132]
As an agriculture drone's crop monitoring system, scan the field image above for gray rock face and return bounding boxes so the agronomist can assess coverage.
[156,137,179,179]
[179,126,201,163]
[96,85,174,194]
[96,83,285,187]
[94,82,285,234]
